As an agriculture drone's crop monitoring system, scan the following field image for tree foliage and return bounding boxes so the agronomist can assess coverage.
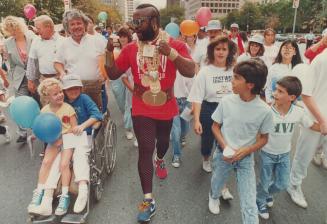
[159,5,185,28]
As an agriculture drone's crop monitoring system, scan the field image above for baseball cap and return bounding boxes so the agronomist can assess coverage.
[322,28,327,37]
[249,34,264,45]
[62,74,83,90]
[230,23,239,29]
[206,20,222,31]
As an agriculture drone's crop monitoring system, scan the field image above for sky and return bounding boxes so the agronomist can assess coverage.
[136,0,166,9]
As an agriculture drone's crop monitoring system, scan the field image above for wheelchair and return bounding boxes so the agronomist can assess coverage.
[27,111,117,224]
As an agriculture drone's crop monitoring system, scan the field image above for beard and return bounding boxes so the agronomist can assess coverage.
[139,25,156,41]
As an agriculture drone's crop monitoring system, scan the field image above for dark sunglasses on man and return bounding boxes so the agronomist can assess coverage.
[130,16,153,28]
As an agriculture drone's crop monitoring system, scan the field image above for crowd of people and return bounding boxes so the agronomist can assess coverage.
[1,3,327,224]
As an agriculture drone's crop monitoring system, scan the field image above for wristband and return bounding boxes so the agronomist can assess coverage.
[168,48,179,61]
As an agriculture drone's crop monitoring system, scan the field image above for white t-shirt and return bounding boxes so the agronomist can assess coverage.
[263,44,279,68]
[211,94,274,150]
[187,65,233,103]
[55,34,105,80]
[265,63,293,104]
[95,33,108,50]
[29,33,64,74]
[301,49,327,119]
[193,37,209,68]
[263,104,314,155]
[237,52,269,67]
[174,71,194,98]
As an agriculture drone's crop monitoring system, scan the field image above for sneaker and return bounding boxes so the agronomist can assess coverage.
[257,203,269,219]
[137,199,156,222]
[266,196,274,208]
[312,153,322,166]
[155,157,168,179]
[287,185,308,208]
[74,189,88,213]
[181,136,186,147]
[4,125,11,143]
[27,189,44,213]
[208,192,220,214]
[133,139,138,148]
[221,188,233,200]
[55,194,70,216]
[29,196,53,216]
[322,158,327,170]
[16,135,27,143]
[202,160,212,173]
[126,130,134,140]
[171,155,181,168]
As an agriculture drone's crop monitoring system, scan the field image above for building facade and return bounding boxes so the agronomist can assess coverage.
[101,0,133,22]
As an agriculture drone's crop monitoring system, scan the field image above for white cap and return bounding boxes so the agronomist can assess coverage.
[249,34,264,45]
[322,28,327,37]
[62,74,83,90]
[206,20,222,31]
[230,23,239,29]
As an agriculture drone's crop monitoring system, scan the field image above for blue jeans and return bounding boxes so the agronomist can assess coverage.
[256,150,290,207]
[110,78,126,114]
[171,98,190,157]
[211,147,258,224]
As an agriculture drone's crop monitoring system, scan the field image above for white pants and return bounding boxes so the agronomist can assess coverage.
[290,127,327,186]
[45,139,91,189]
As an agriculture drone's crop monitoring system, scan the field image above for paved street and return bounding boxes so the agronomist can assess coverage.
[1,43,327,224]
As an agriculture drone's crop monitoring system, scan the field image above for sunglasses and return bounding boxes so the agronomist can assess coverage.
[130,16,153,27]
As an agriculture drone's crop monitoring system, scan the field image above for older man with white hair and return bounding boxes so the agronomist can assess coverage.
[54,9,107,111]
[26,15,64,98]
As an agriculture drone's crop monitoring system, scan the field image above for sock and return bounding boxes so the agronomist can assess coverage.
[44,189,54,197]
[37,184,45,192]
[62,186,69,195]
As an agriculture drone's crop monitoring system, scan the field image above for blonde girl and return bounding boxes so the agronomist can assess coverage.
[28,78,77,216]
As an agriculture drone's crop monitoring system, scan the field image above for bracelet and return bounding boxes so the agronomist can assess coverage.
[168,48,179,61]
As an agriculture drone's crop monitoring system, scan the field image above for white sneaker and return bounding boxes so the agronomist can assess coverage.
[312,153,322,166]
[208,192,220,214]
[133,139,138,147]
[29,196,53,216]
[4,125,11,143]
[287,185,308,208]
[125,130,134,140]
[221,188,233,200]
[74,189,88,213]
[202,160,212,173]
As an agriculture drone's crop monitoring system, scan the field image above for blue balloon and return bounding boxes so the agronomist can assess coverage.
[165,22,180,38]
[9,96,40,128]
[32,113,62,144]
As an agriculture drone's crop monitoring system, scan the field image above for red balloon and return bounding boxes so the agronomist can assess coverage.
[24,4,37,20]
[180,20,200,36]
[195,7,212,27]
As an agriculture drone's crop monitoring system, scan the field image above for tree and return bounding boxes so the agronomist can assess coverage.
[159,5,185,28]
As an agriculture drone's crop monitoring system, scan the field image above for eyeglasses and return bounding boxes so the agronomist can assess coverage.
[130,16,152,27]
[282,46,295,51]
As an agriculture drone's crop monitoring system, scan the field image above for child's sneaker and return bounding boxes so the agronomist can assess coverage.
[287,184,308,208]
[257,203,269,219]
[74,188,88,213]
[4,125,11,143]
[221,188,233,200]
[155,157,168,179]
[202,160,212,173]
[171,155,181,168]
[27,189,44,213]
[30,196,53,216]
[266,196,274,208]
[55,194,70,216]
[137,199,156,223]
[208,192,220,214]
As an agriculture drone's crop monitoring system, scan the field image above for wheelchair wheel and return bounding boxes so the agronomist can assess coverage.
[104,119,117,175]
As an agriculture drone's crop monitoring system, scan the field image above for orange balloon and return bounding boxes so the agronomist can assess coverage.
[180,20,200,36]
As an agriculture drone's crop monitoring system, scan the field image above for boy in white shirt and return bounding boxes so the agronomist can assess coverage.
[256,76,320,219]
[209,59,274,224]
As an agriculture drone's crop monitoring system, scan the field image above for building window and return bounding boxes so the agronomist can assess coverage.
[202,2,205,6]
[219,9,222,13]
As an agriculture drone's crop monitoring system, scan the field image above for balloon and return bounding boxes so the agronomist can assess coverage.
[195,7,212,27]
[23,4,37,20]
[32,113,62,144]
[180,20,200,36]
[9,96,40,128]
[165,22,180,38]
[98,11,108,21]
